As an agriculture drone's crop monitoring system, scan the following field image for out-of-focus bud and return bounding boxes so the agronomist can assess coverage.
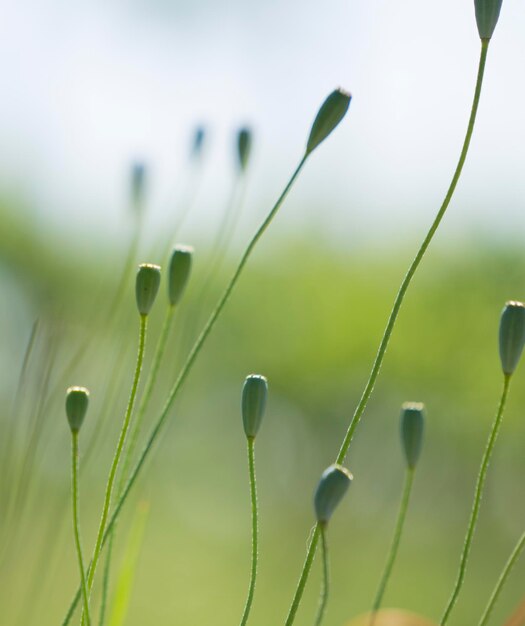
[168,246,193,306]
[400,402,425,469]
[135,263,161,316]
[314,464,353,525]
[237,127,253,172]
[130,162,147,214]
[66,387,90,434]
[241,374,268,439]
[191,126,206,160]
[499,301,525,376]
[306,88,351,156]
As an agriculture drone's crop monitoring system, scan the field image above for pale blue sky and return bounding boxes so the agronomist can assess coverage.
[0,0,524,252]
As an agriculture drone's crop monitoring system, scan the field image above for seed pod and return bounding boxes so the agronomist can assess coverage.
[135,263,161,316]
[306,88,351,156]
[400,402,425,469]
[66,387,90,433]
[314,464,353,525]
[237,127,252,172]
[131,162,146,214]
[474,0,503,40]
[241,374,268,438]
[191,126,206,160]
[168,246,193,306]
[499,301,525,376]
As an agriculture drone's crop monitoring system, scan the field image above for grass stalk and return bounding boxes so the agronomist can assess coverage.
[440,374,511,625]
[369,468,415,625]
[313,525,329,626]
[71,431,91,626]
[62,154,309,625]
[82,314,148,623]
[478,529,525,626]
[239,437,258,626]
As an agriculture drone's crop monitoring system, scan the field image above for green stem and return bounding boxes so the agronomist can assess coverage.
[478,529,525,626]
[98,531,114,626]
[284,39,491,625]
[313,525,329,626]
[62,155,309,625]
[440,374,511,625]
[82,314,148,624]
[71,432,91,626]
[284,524,321,626]
[336,38,489,467]
[239,437,258,626]
[369,468,415,626]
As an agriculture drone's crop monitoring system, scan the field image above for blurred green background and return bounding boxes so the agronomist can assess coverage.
[1,1,525,625]
[0,189,525,625]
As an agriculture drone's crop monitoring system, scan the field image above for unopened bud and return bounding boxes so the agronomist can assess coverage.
[400,402,425,469]
[475,0,503,39]
[66,387,89,433]
[241,374,268,439]
[499,301,525,376]
[314,464,353,525]
[237,127,253,172]
[130,162,146,214]
[136,263,161,316]
[168,246,193,306]
[306,88,351,156]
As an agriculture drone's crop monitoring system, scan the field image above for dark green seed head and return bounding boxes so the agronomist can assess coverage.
[130,162,146,214]
[400,402,425,469]
[241,374,268,438]
[135,263,161,316]
[66,387,89,433]
[499,301,525,376]
[306,88,351,156]
[168,246,193,306]
[474,0,503,39]
[314,464,353,525]
[237,127,253,172]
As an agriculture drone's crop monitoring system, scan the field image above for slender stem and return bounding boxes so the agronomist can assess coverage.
[82,314,148,623]
[369,468,415,626]
[284,40,491,623]
[440,374,511,625]
[71,432,91,626]
[336,39,489,467]
[284,524,321,626]
[478,529,525,626]
[62,155,309,625]
[313,525,329,626]
[239,437,258,626]
[98,531,114,626]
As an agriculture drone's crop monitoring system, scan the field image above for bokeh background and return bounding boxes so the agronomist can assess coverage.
[1,1,525,625]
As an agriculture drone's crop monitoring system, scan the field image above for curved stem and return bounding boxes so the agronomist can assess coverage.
[369,468,415,626]
[313,525,329,626]
[62,155,309,625]
[478,529,525,626]
[284,40,491,623]
[284,524,321,626]
[336,38,489,466]
[82,314,148,624]
[440,374,511,625]
[71,432,91,626]
[239,438,258,626]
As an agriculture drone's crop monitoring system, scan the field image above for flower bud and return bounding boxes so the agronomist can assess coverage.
[306,88,351,156]
[400,402,425,469]
[237,127,252,172]
[135,263,161,316]
[314,464,353,525]
[499,301,525,376]
[130,162,146,214]
[475,0,503,40]
[168,246,193,306]
[241,374,268,438]
[66,387,89,433]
